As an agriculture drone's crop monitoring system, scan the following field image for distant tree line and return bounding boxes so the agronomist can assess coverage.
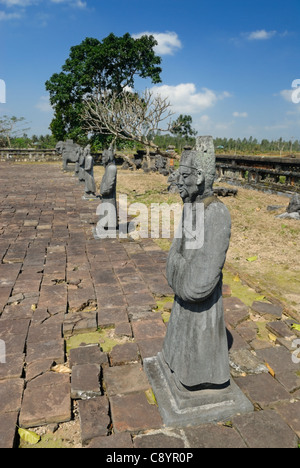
[213,136,299,155]
[0,132,57,149]
[153,135,300,155]
[1,131,300,156]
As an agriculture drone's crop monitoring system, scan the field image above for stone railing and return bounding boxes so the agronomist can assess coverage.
[0,148,60,162]
[216,154,300,194]
[1,148,299,193]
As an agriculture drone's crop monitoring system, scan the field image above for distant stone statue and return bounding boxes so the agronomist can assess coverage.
[97,148,118,232]
[287,193,300,214]
[277,193,300,220]
[83,145,97,198]
[74,145,81,176]
[78,148,86,183]
[56,139,80,171]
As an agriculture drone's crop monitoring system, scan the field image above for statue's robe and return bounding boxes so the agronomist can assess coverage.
[99,163,118,229]
[84,155,96,195]
[78,155,86,182]
[162,196,231,388]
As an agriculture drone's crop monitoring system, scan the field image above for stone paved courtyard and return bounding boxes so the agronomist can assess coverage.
[0,162,299,449]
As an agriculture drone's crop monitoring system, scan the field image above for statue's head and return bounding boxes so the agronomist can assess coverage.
[178,136,215,203]
[102,147,115,166]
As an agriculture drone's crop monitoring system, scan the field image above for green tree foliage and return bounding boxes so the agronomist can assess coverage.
[0,115,30,147]
[170,114,197,138]
[169,114,197,151]
[45,33,163,144]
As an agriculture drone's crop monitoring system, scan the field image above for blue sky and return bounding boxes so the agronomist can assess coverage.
[1,0,300,141]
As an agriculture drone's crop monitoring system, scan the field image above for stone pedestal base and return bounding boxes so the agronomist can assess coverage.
[144,353,254,428]
[82,194,99,201]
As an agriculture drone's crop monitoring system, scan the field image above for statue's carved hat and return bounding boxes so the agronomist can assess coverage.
[180,136,216,192]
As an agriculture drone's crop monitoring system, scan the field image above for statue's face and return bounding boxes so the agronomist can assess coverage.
[178,154,205,203]
[102,149,114,166]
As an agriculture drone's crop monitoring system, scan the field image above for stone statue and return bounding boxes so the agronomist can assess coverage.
[74,146,81,176]
[78,148,86,183]
[56,139,80,171]
[277,193,300,220]
[144,136,253,426]
[83,145,96,198]
[97,148,118,231]
[163,136,231,390]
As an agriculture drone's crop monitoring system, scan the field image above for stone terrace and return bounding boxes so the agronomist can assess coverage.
[0,162,299,449]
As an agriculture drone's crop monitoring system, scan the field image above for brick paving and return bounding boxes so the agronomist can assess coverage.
[0,162,299,449]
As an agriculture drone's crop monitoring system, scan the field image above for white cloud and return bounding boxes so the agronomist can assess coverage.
[246,29,277,40]
[233,111,248,118]
[0,0,37,5]
[0,0,86,8]
[36,96,52,113]
[50,0,87,8]
[0,9,21,18]
[279,89,294,103]
[132,31,182,56]
[151,83,231,114]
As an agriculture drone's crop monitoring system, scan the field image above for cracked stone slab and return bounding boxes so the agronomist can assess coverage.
[63,311,98,337]
[229,349,269,376]
[19,373,71,428]
[78,396,110,445]
[251,301,283,319]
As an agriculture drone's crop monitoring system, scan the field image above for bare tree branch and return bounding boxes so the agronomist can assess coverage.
[81,88,178,159]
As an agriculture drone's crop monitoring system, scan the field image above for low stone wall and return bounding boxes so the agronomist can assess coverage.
[216,154,300,194]
[0,148,60,162]
[1,149,299,193]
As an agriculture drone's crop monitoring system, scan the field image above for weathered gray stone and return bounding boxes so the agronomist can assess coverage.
[256,346,300,392]
[274,400,300,438]
[287,193,300,214]
[96,148,118,234]
[145,137,254,427]
[19,373,71,428]
[56,139,81,171]
[109,343,139,366]
[103,363,149,397]
[0,379,24,413]
[224,297,250,328]
[83,146,96,198]
[232,410,298,448]
[235,373,291,408]
[0,412,19,448]
[78,396,110,445]
[63,311,97,337]
[251,301,283,319]
[144,354,253,427]
[26,338,65,364]
[69,345,107,368]
[71,364,101,399]
[86,432,133,448]
[229,349,269,376]
[131,318,166,341]
[110,392,163,433]
[134,430,186,449]
[266,321,295,339]
[183,423,247,448]
[0,354,25,380]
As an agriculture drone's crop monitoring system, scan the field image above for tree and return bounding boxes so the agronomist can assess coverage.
[82,88,175,166]
[45,34,163,143]
[0,115,30,147]
[169,114,197,152]
[170,114,197,139]
[277,138,286,157]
